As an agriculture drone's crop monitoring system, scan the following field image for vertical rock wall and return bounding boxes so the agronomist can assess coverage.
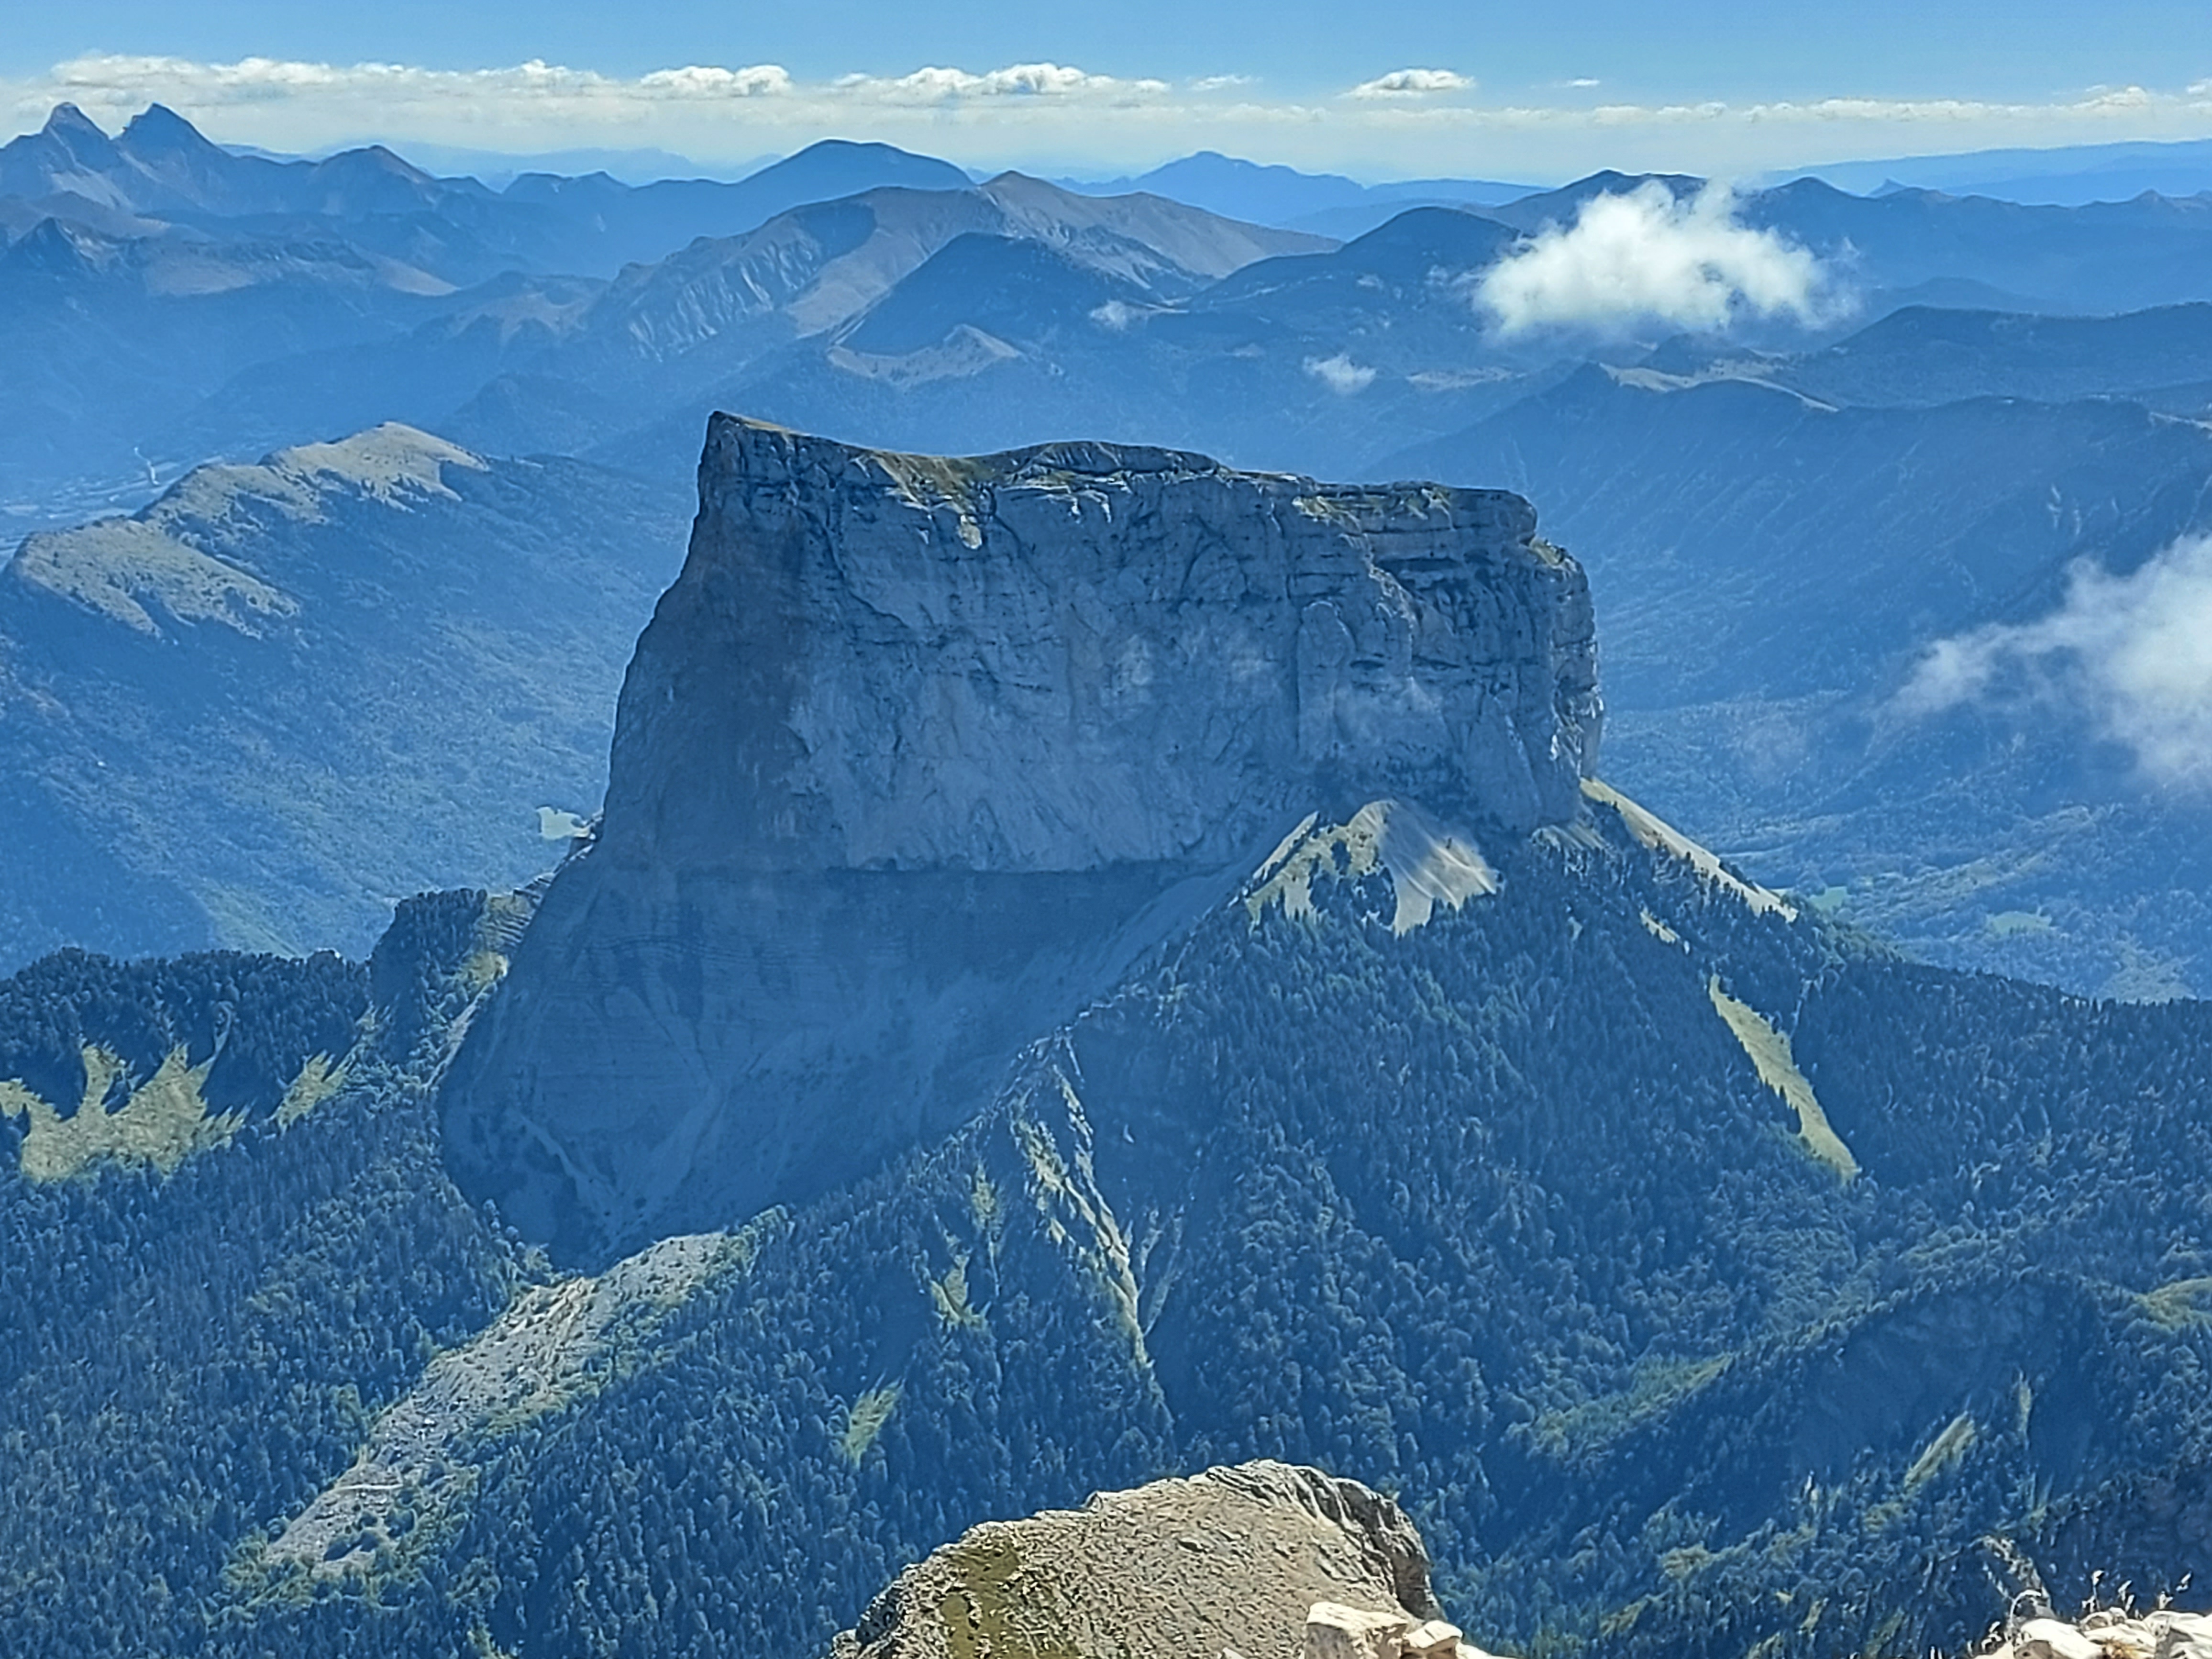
[442,417,1600,1260]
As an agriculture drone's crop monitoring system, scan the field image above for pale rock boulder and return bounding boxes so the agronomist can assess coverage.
[1993,1611,2212,1659]
[1304,1607,1485,1659]
[1306,1601,1418,1659]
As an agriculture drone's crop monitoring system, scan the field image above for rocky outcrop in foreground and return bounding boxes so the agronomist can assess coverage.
[1997,1612,2212,1659]
[828,1460,1504,1659]
[445,418,1600,1261]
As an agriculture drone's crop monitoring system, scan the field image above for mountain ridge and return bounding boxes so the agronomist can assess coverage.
[0,422,689,967]
[1,422,2212,1659]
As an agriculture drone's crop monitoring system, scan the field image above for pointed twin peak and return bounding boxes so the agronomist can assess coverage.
[28,101,122,169]
[118,103,220,157]
[42,102,107,141]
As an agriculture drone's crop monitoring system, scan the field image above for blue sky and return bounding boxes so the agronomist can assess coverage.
[6,0,2212,179]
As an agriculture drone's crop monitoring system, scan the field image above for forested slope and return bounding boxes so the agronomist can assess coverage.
[4,796,2209,1657]
[0,893,524,1655]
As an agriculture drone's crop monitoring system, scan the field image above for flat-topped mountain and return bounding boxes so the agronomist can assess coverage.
[444,417,1598,1258]
[614,416,1596,870]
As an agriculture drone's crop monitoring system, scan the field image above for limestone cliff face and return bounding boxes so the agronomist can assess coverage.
[606,415,1599,871]
[442,418,1599,1261]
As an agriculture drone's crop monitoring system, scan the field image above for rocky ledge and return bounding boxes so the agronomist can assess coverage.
[1997,1611,2212,1659]
[828,1459,1509,1659]
[443,418,1601,1261]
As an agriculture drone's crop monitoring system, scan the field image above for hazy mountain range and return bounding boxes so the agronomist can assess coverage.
[9,100,2212,1006]
[1793,134,2212,206]
[0,425,687,964]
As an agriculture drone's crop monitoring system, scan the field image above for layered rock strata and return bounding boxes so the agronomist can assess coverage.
[443,417,1599,1259]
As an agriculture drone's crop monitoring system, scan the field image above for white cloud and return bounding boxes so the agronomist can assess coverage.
[1568,78,1602,89]
[1900,534,2212,788]
[1475,182,1841,336]
[1349,69,1474,99]
[831,63,1170,104]
[637,65,794,98]
[1305,353,1377,393]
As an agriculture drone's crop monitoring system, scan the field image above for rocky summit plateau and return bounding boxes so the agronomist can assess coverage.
[444,417,1599,1260]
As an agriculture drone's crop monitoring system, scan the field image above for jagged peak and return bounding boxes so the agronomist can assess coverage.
[40,102,108,142]
[312,143,437,185]
[116,103,217,155]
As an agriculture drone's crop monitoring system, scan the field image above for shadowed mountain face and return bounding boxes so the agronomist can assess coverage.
[0,425,689,966]
[1765,302,2212,409]
[442,417,1598,1261]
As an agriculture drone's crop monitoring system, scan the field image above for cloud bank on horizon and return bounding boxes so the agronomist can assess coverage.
[1903,535,2212,790]
[7,52,2212,177]
[1477,183,1843,336]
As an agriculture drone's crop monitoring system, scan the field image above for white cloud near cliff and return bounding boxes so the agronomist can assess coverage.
[1476,183,1840,336]
[1901,534,2212,787]
[1305,354,1378,393]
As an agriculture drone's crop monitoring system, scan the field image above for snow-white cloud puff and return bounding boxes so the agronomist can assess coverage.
[832,63,1171,104]
[1475,182,1843,336]
[1349,69,1474,99]
[1304,353,1377,393]
[1901,534,2212,789]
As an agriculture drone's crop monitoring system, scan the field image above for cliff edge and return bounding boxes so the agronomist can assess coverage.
[605,415,1598,872]
[442,417,1599,1260]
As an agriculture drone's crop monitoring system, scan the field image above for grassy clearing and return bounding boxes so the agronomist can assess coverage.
[276,1055,346,1128]
[0,1044,243,1180]
[1708,981,1860,1183]
[838,1384,902,1467]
